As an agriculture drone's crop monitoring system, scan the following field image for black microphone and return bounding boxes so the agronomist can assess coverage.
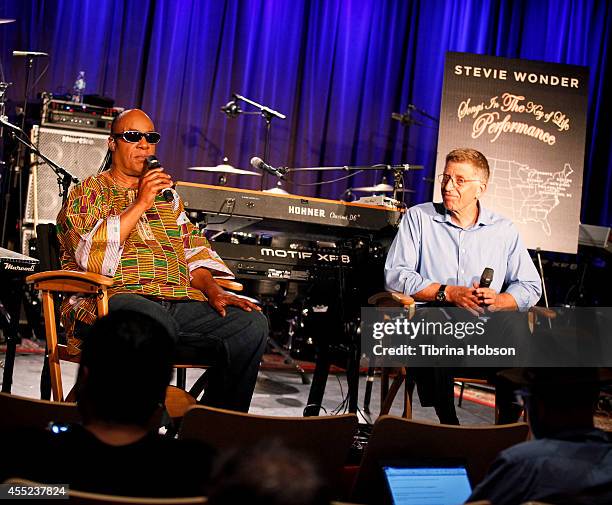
[145,155,174,203]
[407,103,439,122]
[479,267,494,288]
[250,157,287,178]
[391,111,424,126]
[221,100,241,118]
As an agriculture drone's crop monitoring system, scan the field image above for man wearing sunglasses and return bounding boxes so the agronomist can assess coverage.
[56,109,268,412]
[384,148,542,424]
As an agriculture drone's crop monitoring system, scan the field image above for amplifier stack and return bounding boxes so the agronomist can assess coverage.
[24,97,122,229]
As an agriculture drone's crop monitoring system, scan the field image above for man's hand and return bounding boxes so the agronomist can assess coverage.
[206,290,262,317]
[446,284,484,316]
[190,267,262,317]
[474,284,498,307]
[136,167,173,209]
[474,282,519,312]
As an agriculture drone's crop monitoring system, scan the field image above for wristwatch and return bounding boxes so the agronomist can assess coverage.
[435,284,447,303]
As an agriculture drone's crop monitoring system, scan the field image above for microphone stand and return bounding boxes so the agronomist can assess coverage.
[288,163,424,172]
[535,248,553,329]
[15,56,34,247]
[232,94,286,191]
[0,82,10,245]
[2,119,79,211]
[10,133,79,206]
[1,54,36,248]
[289,164,423,203]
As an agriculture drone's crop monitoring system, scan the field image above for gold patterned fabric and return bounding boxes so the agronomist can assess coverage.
[56,173,233,352]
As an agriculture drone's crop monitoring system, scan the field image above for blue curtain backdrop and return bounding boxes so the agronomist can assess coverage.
[0,0,610,226]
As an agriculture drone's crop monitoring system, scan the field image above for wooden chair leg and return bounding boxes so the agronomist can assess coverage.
[402,376,414,419]
[363,366,376,414]
[380,369,406,416]
[458,381,466,407]
[41,291,63,401]
[381,368,390,401]
[176,368,187,390]
[188,370,209,400]
[40,353,51,400]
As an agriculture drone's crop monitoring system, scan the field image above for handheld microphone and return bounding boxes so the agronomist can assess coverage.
[145,155,174,203]
[479,267,494,288]
[12,50,48,58]
[250,157,287,178]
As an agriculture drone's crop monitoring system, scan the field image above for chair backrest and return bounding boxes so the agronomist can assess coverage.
[3,479,207,504]
[34,222,63,344]
[179,406,358,490]
[0,392,80,432]
[35,223,61,272]
[351,415,529,504]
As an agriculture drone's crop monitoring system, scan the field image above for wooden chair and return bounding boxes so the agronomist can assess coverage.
[366,291,416,419]
[366,290,555,420]
[26,223,242,406]
[351,415,529,504]
[179,405,358,496]
[0,392,80,432]
[3,479,207,504]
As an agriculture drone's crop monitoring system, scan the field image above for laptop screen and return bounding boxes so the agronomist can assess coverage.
[383,465,472,505]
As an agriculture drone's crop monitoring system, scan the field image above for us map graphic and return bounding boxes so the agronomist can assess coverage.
[482,158,574,235]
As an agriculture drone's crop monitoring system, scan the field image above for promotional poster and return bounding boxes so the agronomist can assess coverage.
[435,52,589,254]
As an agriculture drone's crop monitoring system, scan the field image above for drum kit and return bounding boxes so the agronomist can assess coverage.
[191,89,425,199]
[187,164,417,197]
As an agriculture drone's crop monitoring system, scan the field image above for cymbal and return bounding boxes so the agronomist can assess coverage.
[352,183,395,192]
[0,19,15,24]
[352,183,415,193]
[263,187,290,195]
[188,164,261,176]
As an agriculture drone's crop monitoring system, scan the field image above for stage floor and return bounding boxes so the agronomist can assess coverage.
[1,347,496,425]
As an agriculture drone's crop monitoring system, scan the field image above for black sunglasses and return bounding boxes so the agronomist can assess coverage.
[111,130,161,144]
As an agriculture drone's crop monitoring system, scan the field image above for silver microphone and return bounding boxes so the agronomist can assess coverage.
[250,157,287,178]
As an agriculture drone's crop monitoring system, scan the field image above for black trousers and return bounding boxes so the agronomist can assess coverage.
[413,367,522,425]
[412,309,528,425]
[107,294,269,412]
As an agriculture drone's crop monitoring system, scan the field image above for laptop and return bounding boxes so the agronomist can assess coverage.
[382,460,472,505]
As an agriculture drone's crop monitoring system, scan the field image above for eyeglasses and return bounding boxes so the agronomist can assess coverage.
[438,173,481,188]
[111,130,161,144]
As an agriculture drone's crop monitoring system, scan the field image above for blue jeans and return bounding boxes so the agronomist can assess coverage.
[108,294,268,412]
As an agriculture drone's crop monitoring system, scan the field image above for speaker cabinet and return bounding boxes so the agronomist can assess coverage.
[24,126,109,224]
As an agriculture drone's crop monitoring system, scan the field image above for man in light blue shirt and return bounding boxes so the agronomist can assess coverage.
[385,148,542,423]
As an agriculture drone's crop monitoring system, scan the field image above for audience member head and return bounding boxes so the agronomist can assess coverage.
[500,367,611,438]
[75,309,175,427]
[207,440,331,505]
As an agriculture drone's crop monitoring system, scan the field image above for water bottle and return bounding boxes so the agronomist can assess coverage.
[72,71,86,104]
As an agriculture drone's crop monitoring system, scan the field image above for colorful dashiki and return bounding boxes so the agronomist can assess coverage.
[56,173,233,352]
